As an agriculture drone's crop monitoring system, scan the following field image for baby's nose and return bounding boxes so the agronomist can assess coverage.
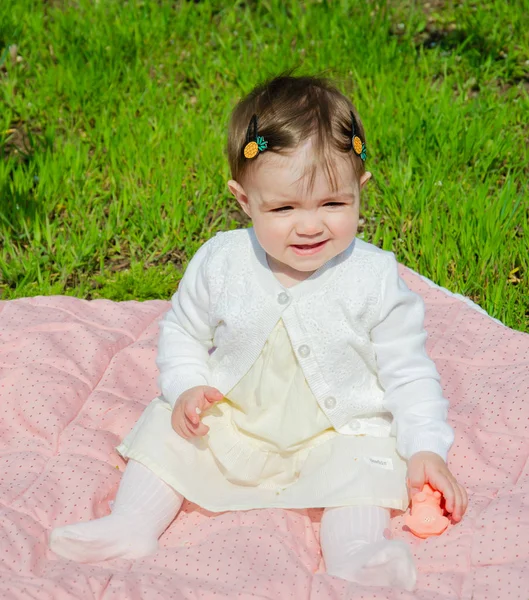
[297,216,323,235]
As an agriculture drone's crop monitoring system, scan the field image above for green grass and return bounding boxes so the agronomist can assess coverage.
[1,0,528,332]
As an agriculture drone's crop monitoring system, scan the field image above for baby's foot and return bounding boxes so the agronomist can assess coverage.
[353,540,417,591]
[49,513,158,563]
[325,539,417,591]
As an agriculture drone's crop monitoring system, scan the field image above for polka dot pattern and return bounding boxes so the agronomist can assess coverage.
[0,270,528,599]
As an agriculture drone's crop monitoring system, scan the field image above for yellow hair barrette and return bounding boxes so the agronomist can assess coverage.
[243,114,268,159]
[351,111,367,161]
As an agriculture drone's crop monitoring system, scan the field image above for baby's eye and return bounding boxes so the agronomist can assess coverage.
[325,202,345,207]
[271,206,293,212]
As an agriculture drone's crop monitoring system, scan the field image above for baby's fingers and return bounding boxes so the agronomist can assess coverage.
[174,418,195,439]
[202,387,224,407]
[184,403,201,426]
[429,472,465,520]
[452,483,468,522]
[428,471,455,509]
[449,482,464,521]
[192,421,210,437]
[461,484,469,513]
[182,410,209,437]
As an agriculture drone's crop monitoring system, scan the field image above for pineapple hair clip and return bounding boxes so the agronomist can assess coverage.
[351,110,367,161]
[243,114,268,159]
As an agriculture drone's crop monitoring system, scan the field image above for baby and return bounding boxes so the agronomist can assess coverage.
[50,74,468,591]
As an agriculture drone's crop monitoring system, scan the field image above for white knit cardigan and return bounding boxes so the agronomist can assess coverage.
[156,228,454,462]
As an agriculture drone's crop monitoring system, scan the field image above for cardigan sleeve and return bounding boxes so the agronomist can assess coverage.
[156,238,216,409]
[370,255,454,462]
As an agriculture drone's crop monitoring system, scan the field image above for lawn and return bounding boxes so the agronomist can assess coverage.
[1,0,528,332]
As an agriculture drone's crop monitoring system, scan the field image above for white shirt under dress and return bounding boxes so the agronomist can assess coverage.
[116,228,454,512]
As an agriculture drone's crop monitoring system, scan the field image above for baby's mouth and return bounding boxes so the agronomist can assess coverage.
[290,240,328,254]
[291,240,327,249]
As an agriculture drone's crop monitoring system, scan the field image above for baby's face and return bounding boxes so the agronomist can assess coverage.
[228,140,371,283]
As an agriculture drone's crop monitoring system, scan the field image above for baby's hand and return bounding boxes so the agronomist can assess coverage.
[171,385,224,439]
[406,451,468,523]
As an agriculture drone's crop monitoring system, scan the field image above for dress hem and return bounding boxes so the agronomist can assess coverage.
[116,444,410,513]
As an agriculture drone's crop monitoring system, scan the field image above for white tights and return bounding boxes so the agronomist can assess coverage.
[50,460,416,591]
[50,460,184,562]
[320,505,417,591]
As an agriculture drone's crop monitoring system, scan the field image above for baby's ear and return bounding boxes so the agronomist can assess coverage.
[359,171,372,190]
[227,180,251,218]
[227,180,244,199]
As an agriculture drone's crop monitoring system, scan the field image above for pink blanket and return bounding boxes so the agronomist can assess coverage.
[1,266,528,599]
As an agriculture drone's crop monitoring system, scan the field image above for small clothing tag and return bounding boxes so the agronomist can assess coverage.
[364,456,394,470]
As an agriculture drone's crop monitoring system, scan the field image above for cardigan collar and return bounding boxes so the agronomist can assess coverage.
[247,227,355,300]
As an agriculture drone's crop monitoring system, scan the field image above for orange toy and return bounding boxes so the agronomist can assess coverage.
[405,483,450,539]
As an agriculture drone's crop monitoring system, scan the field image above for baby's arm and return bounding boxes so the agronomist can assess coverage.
[156,239,216,408]
[370,258,468,521]
[370,255,454,462]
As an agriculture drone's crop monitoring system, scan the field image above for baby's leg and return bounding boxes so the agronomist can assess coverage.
[50,460,184,562]
[320,505,417,591]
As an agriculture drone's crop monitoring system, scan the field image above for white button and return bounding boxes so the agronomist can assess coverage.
[277,292,290,305]
[298,344,310,358]
[324,396,336,409]
[349,420,360,430]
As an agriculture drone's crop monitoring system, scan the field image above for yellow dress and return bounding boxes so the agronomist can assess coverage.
[116,319,410,512]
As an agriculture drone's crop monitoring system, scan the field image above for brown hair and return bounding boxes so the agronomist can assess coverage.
[227,73,366,191]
